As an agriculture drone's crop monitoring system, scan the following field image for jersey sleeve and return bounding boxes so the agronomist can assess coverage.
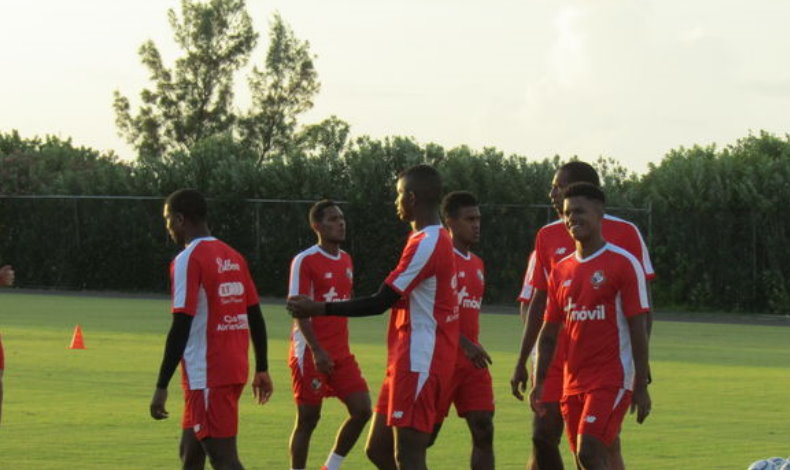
[543,272,563,324]
[517,250,538,302]
[623,224,656,280]
[171,253,202,316]
[288,254,312,298]
[385,232,435,296]
[617,256,651,317]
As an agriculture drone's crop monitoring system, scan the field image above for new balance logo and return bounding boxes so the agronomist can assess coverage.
[562,279,572,287]
[555,247,568,256]
[585,415,597,423]
[324,272,333,279]
[392,411,404,419]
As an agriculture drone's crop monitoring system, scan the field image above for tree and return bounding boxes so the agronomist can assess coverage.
[113,0,258,161]
[239,12,320,163]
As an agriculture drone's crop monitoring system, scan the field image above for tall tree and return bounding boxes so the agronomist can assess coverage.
[240,13,320,163]
[113,0,258,161]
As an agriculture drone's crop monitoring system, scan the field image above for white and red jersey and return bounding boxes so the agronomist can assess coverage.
[544,243,650,394]
[454,248,485,345]
[170,237,260,390]
[519,214,654,303]
[288,245,354,361]
[384,225,460,379]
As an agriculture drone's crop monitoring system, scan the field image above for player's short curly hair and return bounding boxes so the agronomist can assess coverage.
[441,191,479,220]
[562,182,606,204]
[309,199,339,224]
[399,164,442,206]
[558,161,600,187]
[166,189,207,223]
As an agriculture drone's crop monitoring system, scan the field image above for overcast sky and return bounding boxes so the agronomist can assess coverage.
[2,0,789,173]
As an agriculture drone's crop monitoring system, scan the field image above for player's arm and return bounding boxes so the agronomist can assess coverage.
[287,282,400,318]
[511,288,547,400]
[295,317,334,375]
[528,320,561,414]
[627,312,651,424]
[247,303,273,404]
[150,313,193,420]
[460,334,492,369]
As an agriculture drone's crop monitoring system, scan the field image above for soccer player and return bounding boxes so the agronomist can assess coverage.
[529,182,651,470]
[150,189,273,470]
[430,191,494,470]
[287,164,459,470]
[288,200,372,470]
[0,264,13,427]
[511,161,653,470]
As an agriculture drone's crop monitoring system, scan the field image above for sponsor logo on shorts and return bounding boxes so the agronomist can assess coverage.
[392,411,404,419]
[585,415,597,423]
[217,313,249,331]
[194,423,202,432]
[216,258,241,273]
[562,279,572,287]
[311,378,322,390]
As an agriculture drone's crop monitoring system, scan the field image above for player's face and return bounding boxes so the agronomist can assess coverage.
[447,206,481,246]
[563,196,602,243]
[163,204,185,245]
[395,177,415,222]
[316,205,346,243]
[549,169,571,215]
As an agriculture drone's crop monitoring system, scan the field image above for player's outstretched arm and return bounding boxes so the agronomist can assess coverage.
[627,313,651,424]
[247,303,273,404]
[528,321,560,413]
[511,289,548,400]
[288,283,401,319]
[151,313,193,420]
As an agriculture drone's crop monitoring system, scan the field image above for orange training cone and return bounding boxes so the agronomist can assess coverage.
[69,325,86,349]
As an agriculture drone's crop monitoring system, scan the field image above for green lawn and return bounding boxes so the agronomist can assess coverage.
[0,292,788,469]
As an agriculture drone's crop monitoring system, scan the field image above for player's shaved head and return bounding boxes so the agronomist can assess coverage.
[441,191,479,220]
[558,161,600,187]
[166,189,208,223]
[399,164,442,206]
[563,182,606,204]
[309,199,339,224]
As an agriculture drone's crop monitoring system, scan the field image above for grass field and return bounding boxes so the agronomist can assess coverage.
[0,292,788,469]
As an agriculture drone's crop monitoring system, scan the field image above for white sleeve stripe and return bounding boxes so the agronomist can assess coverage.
[518,251,537,300]
[173,241,202,309]
[638,233,655,275]
[288,248,316,297]
[392,231,439,293]
[607,244,649,309]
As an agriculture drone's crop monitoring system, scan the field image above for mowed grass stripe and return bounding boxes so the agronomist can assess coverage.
[0,293,788,469]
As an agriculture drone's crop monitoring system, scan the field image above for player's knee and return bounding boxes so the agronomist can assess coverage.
[350,405,372,424]
[577,442,605,470]
[296,410,321,431]
[366,442,389,467]
[469,417,494,448]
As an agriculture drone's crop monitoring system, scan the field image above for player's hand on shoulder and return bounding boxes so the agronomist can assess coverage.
[510,364,528,401]
[287,295,322,318]
[252,371,273,405]
[150,388,169,420]
[0,265,14,287]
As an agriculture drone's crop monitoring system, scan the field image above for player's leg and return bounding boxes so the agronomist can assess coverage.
[426,420,444,448]
[573,389,631,470]
[575,435,609,470]
[531,402,565,470]
[607,436,625,470]
[464,410,494,470]
[366,411,397,470]
[201,436,244,470]
[394,426,432,470]
[325,390,372,467]
[180,429,207,470]
[290,403,322,469]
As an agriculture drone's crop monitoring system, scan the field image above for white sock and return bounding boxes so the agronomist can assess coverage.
[323,452,345,470]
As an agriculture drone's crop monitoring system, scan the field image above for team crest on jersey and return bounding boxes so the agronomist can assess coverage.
[346,268,353,280]
[324,272,333,279]
[477,269,484,282]
[459,270,466,278]
[311,378,323,390]
[590,270,606,289]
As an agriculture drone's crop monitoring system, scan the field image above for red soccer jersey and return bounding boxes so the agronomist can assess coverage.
[544,243,650,394]
[454,248,485,345]
[518,214,654,302]
[288,245,354,360]
[384,225,460,378]
[170,237,260,390]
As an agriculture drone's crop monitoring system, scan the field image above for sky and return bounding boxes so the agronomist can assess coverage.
[2,0,789,174]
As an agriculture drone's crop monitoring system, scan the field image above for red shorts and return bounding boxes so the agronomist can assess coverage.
[437,357,495,419]
[374,370,446,434]
[289,352,368,406]
[560,388,631,453]
[182,384,244,440]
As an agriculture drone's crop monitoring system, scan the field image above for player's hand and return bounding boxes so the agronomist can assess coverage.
[252,371,273,405]
[630,384,651,424]
[461,341,492,369]
[150,388,169,420]
[528,383,545,416]
[287,296,324,318]
[312,348,335,376]
[510,363,528,401]
[0,265,14,287]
